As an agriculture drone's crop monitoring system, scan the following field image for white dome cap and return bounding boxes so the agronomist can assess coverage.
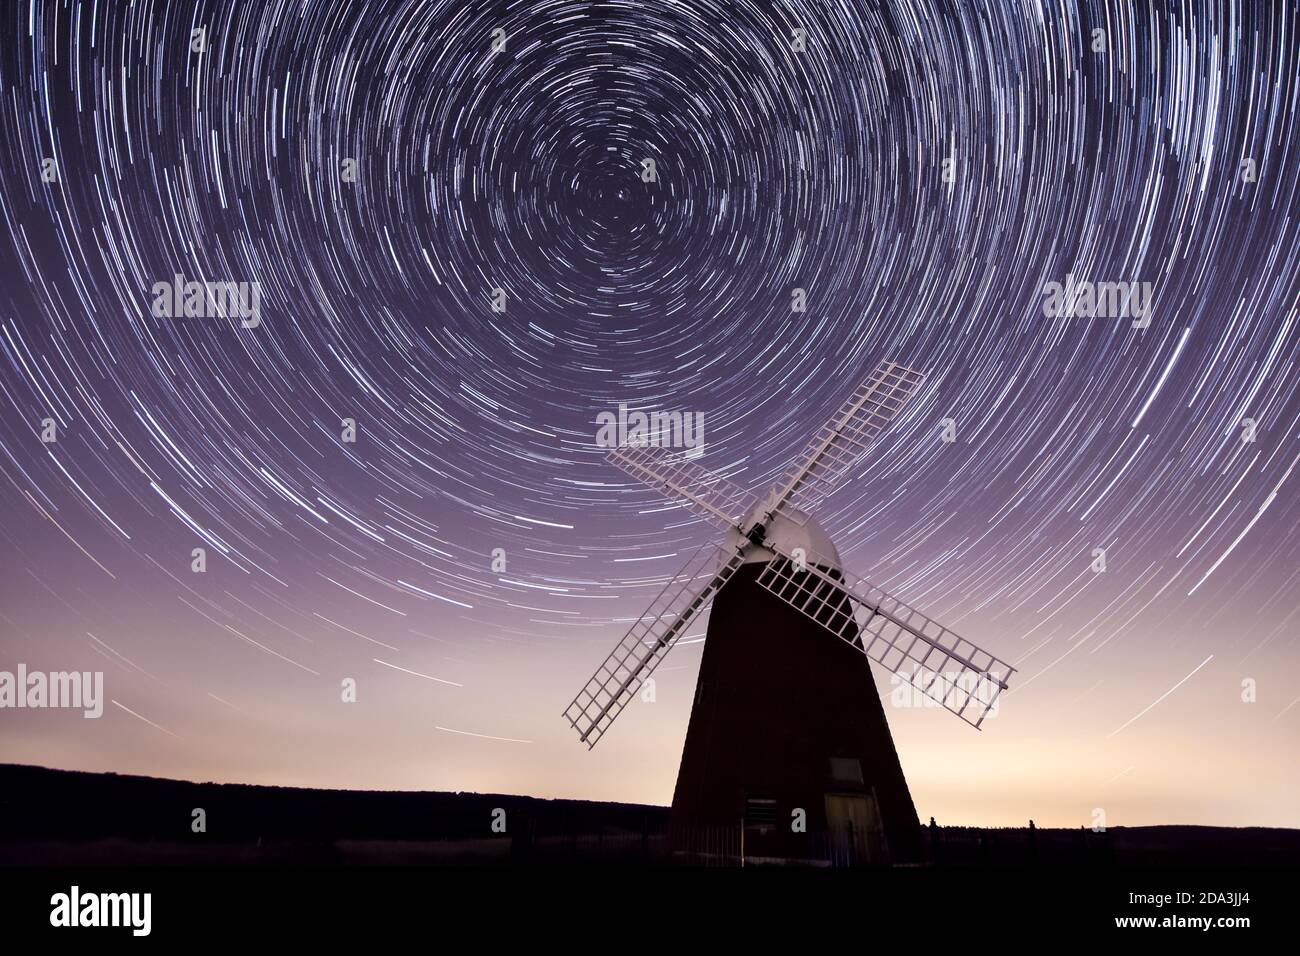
[723,504,841,570]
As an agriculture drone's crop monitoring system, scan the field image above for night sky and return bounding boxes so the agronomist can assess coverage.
[1,0,1297,828]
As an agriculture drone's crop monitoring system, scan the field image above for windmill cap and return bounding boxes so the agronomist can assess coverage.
[726,505,842,569]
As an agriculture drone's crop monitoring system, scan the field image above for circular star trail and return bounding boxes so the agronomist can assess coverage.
[0,0,1297,822]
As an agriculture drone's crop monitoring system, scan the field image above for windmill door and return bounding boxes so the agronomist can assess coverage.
[824,792,886,865]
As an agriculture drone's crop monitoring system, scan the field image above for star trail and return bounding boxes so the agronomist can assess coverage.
[0,0,1297,826]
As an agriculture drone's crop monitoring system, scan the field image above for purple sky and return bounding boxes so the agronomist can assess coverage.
[1,0,1297,827]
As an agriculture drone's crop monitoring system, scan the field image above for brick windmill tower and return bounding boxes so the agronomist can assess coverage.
[564,361,1015,864]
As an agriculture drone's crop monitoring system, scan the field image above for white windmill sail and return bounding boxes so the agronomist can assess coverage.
[768,360,925,517]
[754,542,1014,729]
[606,445,752,532]
[563,541,747,748]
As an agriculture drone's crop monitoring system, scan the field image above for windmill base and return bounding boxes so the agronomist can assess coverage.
[669,562,921,865]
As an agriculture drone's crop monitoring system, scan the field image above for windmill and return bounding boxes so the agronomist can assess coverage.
[563,360,1015,863]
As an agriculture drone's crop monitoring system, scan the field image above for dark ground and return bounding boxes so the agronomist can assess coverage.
[2,762,1297,867]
